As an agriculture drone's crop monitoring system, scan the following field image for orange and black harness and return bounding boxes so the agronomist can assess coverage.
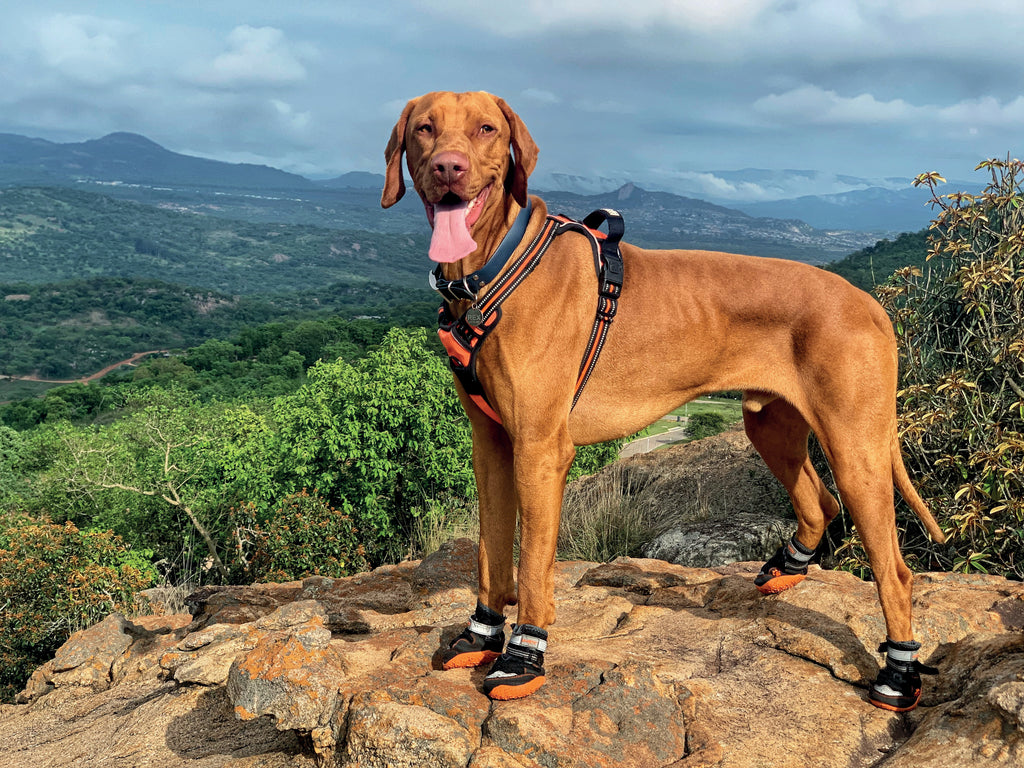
[431,202,624,424]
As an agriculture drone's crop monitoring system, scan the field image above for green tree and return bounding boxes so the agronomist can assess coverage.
[271,327,475,561]
[45,390,238,581]
[687,412,729,441]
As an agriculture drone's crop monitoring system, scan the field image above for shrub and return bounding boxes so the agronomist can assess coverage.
[0,519,156,701]
[229,491,369,582]
[872,157,1024,578]
[687,412,730,441]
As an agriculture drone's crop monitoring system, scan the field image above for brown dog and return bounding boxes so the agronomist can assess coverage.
[381,91,945,708]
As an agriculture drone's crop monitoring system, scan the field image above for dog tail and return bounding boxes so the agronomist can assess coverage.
[891,433,946,544]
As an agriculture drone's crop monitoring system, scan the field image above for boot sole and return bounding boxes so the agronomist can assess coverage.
[442,650,502,670]
[486,675,546,700]
[755,573,806,595]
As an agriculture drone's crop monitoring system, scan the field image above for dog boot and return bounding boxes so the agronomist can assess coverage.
[482,623,547,700]
[441,602,506,670]
[755,535,815,594]
[869,639,938,712]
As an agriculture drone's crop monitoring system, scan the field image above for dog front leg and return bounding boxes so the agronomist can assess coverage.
[478,427,575,701]
[473,418,518,613]
[440,417,518,673]
[512,431,576,629]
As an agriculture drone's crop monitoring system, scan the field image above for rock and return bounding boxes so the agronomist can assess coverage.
[568,427,797,567]
[575,426,791,524]
[2,544,1024,767]
[640,511,790,567]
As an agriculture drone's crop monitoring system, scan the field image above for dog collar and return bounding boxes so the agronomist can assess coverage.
[429,200,533,303]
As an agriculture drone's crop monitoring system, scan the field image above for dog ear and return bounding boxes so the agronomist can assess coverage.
[494,97,538,208]
[381,99,417,209]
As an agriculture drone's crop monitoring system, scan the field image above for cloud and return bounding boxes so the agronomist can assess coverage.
[414,0,775,36]
[753,85,1024,131]
[521,88,561,105]
[753,86,918,125]
[34,13,134,86]
[188,25,311,88]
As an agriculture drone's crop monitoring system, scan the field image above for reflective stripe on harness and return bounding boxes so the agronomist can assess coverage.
[435,209,625,424]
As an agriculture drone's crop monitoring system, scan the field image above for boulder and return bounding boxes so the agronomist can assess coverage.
[1,539,1022,767]
[569,427,797,567]
[640,511,790,567]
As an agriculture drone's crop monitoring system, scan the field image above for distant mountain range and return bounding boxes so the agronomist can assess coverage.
[0,130,946,261]
[0,132,316,189]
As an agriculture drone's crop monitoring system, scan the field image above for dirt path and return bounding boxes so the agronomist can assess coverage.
[3,350,169,385]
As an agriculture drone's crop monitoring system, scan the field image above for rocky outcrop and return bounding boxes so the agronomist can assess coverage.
[574,426,796,566]
[2,538,1023,767]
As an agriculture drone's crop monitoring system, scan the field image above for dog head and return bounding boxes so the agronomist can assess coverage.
[381,91,538,263]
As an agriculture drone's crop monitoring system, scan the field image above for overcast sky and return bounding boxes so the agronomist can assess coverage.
[1,1,1022,200]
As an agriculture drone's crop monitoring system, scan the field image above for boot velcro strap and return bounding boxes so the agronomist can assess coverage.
[509,628,547,653]
[468,618,504,637]
[786,537,815,564]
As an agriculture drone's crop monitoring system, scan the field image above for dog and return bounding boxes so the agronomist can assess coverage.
[381,90,945,710]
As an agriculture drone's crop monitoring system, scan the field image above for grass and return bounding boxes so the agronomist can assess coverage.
[413,394,747,564]
[633,395,744,439]
[556,463,678,563]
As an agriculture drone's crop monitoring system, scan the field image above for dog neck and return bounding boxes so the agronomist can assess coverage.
[430,199,533,304]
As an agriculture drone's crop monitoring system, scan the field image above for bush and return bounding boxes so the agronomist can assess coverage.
[0,519,157,701]
[872,157,1024,577]
[230,491,370,582]
[687,412,729,441]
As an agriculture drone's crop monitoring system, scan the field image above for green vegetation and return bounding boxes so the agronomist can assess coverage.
[0,275,436,381]
[635,396,743,441]
[0,186,428,293]
[827,230,929,293]
[838,159,1024,578]
[0,321,624,698]
[0,518,156,701]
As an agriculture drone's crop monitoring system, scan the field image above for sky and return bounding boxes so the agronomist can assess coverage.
[1,1,1022,201]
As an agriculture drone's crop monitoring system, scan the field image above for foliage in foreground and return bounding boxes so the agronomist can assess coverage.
[0,519,156,701]
[843,158,1024,578]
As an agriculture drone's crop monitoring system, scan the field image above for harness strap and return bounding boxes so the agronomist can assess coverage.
[435,209,624,424]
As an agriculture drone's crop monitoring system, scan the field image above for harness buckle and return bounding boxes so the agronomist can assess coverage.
[430,268,479,303]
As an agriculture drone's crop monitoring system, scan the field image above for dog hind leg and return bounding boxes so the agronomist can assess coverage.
[743,395,841,594]
[824,432,930,711]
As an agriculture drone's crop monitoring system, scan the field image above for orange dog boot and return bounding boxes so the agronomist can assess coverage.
[441,602,505,670]
[755,536,815,595]
[482,624,547,700]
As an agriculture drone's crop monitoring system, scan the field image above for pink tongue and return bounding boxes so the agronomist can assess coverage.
[429,201,478,263]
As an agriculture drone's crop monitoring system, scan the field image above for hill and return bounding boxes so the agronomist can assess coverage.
[732,186,951,233]
[0,275,436,380]
[0,132,314,190]
[825,230,930,292]
[0,130,899,260]
[540,183,887,262]
[0,186,428,294]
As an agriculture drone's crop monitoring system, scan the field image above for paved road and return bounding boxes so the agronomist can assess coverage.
[620,425,688,457]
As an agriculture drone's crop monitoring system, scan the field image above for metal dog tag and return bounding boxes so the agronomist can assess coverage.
[465,307,484,327]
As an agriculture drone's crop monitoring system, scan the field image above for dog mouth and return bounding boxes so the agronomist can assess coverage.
[424,184,491,264]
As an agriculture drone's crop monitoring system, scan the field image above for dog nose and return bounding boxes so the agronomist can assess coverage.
[432,151,469,186]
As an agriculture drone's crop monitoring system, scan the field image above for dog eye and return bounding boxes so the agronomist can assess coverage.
[416,124,433,135]
[480,124,496,135]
